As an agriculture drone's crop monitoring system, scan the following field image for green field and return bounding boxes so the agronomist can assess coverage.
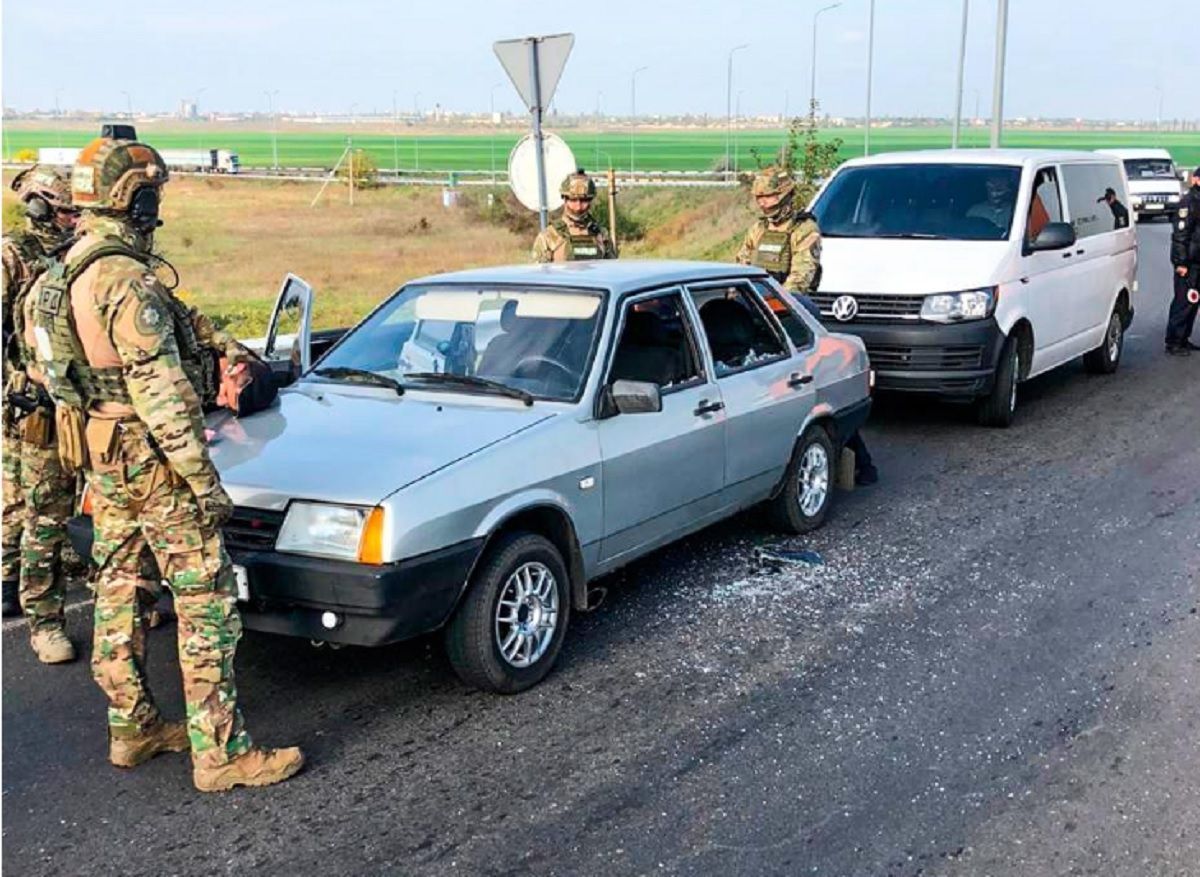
[4,126,1197,172]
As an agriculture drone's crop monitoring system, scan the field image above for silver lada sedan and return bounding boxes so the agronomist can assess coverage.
[79,261,872,693]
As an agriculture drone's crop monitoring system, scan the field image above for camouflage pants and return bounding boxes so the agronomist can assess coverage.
[1,425,23,583]
[18,434,74,632]
[90,422,252,768]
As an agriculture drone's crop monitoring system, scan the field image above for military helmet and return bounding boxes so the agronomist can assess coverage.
[751,166,796,199]
[11,164,74,211]
[71,137,169,212]
[560,169,596,201]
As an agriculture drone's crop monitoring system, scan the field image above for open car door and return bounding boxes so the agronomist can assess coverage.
[263,273,314,386]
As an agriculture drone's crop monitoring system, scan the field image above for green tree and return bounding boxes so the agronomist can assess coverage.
[751,100,844,203]
[336,148,379,189]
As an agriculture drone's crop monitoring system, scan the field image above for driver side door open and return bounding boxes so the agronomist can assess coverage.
[595,288,726,565]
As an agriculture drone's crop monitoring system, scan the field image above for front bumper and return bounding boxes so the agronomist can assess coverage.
[68,515,484,647]
[818,318,1006,399]
[1132,198,1180,215]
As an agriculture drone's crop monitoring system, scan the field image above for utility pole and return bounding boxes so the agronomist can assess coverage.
[55,89,63,147]
[725,44,748,180]
[864,0,875,156]
[121,90,133,120]
[990,0,1009,148]
[952,0,969,147]
[413,92,421,171]
[264,90,280,170]
[630,66,647,174]
[810,3,842,118]
[734,90,744,174]
[490,82,503,185]
[392,90,399,174]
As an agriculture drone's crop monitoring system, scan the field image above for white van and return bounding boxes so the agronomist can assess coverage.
[808,149,1137,426]
[1095,148,1183,219]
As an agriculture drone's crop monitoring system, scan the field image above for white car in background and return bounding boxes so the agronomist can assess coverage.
[1096,148,1184,220]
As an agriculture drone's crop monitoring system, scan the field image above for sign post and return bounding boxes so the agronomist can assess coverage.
[494,33,575,231]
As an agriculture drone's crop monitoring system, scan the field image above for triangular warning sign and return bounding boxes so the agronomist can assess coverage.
[494,33,574,112]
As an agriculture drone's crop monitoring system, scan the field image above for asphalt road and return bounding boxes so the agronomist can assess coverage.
[3,222,1197,877]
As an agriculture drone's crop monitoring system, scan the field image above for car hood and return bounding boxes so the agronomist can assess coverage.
[1126,180,1182,195]
[819,237,1009,294]
[208,386,555,510]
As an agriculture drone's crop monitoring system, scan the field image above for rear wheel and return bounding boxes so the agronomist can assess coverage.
[444,532,570,694]
[1083,306,1124,374]
[976,334,1020,428]
[767,425,836,533]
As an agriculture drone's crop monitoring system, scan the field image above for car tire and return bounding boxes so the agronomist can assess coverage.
[767,425,836,534]
[976,334,1020,428]
[1083,306,1124,375]
[444,532,571,694]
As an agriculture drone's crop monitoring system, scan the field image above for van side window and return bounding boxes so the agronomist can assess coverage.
[1061,164,1129,237]
[1025,168,1063,244]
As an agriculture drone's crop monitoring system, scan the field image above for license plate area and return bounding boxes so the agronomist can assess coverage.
[233,564,250,602]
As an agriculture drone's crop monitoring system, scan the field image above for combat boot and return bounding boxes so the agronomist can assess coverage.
[30,627,76,664]
[110,720,191,768]
[193,746,305,793]
[1,579,19,617]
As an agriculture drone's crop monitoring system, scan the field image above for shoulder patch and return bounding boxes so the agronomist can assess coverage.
[1179,207,1189,218]
[134,296,168,337]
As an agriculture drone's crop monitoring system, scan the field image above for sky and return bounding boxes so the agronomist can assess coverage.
[1,0,1192,122]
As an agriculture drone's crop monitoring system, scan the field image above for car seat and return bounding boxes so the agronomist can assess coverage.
[699,298,757,371]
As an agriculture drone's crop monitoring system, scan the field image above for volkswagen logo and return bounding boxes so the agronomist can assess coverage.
[831,295,859,322]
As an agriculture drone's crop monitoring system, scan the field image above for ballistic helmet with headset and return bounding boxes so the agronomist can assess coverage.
[70,137,169,232]
[11,164,75,226]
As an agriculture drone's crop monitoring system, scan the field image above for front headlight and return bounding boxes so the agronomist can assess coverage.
[276,502,385,563]
[921,288,997,323]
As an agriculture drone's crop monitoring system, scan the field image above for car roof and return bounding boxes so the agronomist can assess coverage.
[406,259,767,294]
[839,148,1122,169]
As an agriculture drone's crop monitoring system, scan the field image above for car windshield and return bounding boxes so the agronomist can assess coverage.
[1122,158,1176,180]
[812,163,1023,241]
[312,285,604,402]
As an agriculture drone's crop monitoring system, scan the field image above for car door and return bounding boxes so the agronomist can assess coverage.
[596,289,726,565]
[1059,161,1127,341]
[263,273,315,385]
[1017,165,1089,372]
[686,279,815,508]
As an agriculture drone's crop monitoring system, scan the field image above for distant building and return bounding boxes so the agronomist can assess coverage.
[178,99,198,120]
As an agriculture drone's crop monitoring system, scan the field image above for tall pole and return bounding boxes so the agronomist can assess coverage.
[392,90,399,173]
[990,0,1009,148]
[265,90,279,170]
[725,44,747,180]
[1154,86,1163,132]
[121,90,133,120]
[490,82,502,185]
[55,90,63,147]
[864,0,875,156]
[630,66,647,174]
[413,92,421,171]
[530,39,549,230]
[952,0,970,147]
[734,90,744,174]
[810,3,842,118]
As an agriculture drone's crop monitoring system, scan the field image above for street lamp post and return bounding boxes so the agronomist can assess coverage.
[990,0,1009,147]
[864,0,875,155]
[54,89,63,147]
[490,82,503,185]
[121,90,133,120]
[392,90,399,174]
[630,66,647,174]
[264,90,280,171]
[951,0,969,148]
[725,43,748,180]
[809,3,842,118]
[413,92,421,171]
[734,90,745,174]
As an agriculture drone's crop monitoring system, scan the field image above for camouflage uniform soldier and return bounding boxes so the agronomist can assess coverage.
[29,137,302,789]
[532,170,616,263]
[736,166,822,293]
[2,167,78,626]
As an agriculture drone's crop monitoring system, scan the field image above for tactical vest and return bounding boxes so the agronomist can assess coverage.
[32,240,213,410]
[749,213,822,290]
[554,219,607,261]
[3,231,51,372]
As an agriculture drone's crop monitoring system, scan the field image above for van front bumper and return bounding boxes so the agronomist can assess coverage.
[820,318,1006,399]
[67,515,484,647]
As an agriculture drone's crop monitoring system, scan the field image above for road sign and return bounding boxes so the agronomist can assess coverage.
[508,133,577,213]
[494,33,576,230]
[493,33,574,112]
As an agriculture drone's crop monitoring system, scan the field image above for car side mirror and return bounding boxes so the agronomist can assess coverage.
[610,380,662,415]
[1028,222,1076,252]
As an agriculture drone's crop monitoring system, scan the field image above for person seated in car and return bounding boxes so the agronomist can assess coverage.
[967,171,1016,232]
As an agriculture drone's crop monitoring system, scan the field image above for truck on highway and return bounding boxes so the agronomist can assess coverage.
[1096,148,1184,220]
[159,148,240,174]
[36,147,80,166]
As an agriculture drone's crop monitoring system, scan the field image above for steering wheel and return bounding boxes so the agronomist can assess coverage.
[512,354,576,386]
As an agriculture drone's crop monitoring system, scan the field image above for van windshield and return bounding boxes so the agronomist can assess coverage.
[1122,158,1176,180]
[812,164,1022,241]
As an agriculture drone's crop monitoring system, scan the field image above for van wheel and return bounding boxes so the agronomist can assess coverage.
[767,425,835,533]
[1083,307,1124,375]
[976,335,1020,428]
[445,532,570,694]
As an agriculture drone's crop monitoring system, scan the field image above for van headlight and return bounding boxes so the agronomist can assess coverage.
[276,502,385,563]
[921,288,997,323]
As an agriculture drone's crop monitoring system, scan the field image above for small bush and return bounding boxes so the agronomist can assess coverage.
[14,149,36,163]
[336,149,380,189]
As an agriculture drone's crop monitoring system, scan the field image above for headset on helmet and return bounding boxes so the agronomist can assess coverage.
[12,164,75,224]
[71,137,169,215]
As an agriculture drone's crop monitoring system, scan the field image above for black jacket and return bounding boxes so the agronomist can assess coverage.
[1170,184,1200,269]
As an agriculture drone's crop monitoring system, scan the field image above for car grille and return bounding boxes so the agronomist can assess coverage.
[223,507,285,552]
[811,292,925,320]
[867,344,985,371]
[1141,193,1176,204]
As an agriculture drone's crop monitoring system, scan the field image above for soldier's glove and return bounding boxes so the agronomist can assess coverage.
[195,483,235,532]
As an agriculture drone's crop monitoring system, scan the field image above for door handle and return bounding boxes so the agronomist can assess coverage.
[1061,252,1072,259]
[788,373,814,388]
[694,399,725,416]
[1075,248,1085,255]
